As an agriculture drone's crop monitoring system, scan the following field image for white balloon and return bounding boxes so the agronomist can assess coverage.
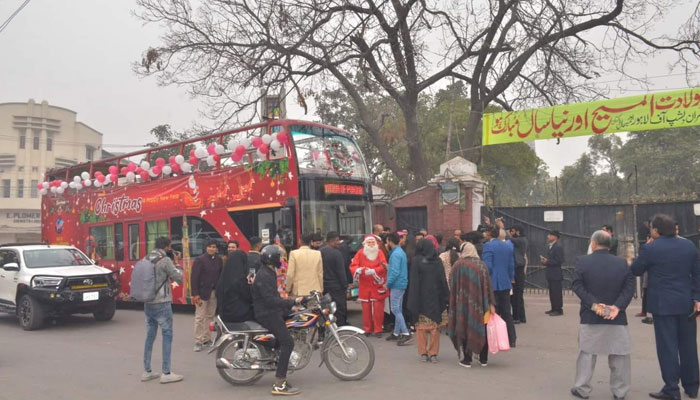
[68,182,76,189]
[74,183,82,191]
[181,162,192,173]
[215,144,225,155]
[227,140,238,152]
[162,165,172,176]
[140,161,150,170]
[56,187,65,194]
[175,154,185,165]
[81,172,90,180]
[40,188,48,195]
[41,181,49,189]
[240,138,251,148]
[261,134,272,144]
[73,176,81,183]
[60,181,68,189]
[206,155,216,167]
[270,139,282,151]
[148,168,158,178]
[84,179,92,187]
[50,186,57,194]
[195,147,208,159]
[94,180,102,188]
[125,171,135,182]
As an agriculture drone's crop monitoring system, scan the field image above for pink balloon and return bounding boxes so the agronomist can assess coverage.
[207,144,217,155]
[95,171,104,177]
[168,156,176,165]
[231,152,243,162]
[97,175,106,183]
[251,137,263,148]
[108,166,118,174]
[171,163,182,173]
[276,131,289,145]
[140,171,149,181]
[156,158,166,167]
[37,182,43,190]
[258,143,269,154]
[109,174,118,182]
[120,167,128,175]
[235,145,246,156]
[152,166,162,175]
[190,149,196,158]
[127,162,137,172]
[189,156,198,165]
[136,167,143,174]
[212,154,221,162]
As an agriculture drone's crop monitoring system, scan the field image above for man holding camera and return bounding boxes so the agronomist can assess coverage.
[571,230,635,400]
[631,214,700,400]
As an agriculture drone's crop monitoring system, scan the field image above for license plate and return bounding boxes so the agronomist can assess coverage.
[83,291,99,301]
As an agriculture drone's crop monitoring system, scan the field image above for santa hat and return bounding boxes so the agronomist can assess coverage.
[363,235,376,244]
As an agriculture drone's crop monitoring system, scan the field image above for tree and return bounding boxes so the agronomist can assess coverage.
[136,0,700,189]
[559,154,596,203]
[588,135,623,177]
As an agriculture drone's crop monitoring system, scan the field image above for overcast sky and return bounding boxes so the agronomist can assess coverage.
[0,0,697,176]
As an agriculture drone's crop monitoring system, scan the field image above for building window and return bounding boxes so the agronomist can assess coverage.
[33,135,40,150]
[2,180,10,198]
[17,179,23,198]
[31,180,38,198]
[32,167,38,172]
[86,146,94,161]
[19,136,26,149]
[47,137,53,151]
[18,166,24,172]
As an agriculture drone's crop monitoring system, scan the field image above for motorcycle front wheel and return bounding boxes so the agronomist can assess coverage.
[323,331,375,381]
[216,339,265,386]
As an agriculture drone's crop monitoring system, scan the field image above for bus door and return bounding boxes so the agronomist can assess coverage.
[125,221,143,264]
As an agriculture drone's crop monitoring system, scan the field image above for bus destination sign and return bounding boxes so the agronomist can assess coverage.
[324,183,364,196]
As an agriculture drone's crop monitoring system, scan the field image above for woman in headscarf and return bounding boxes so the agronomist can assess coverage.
[448,241,496,368]
[216,250,254,322]
[439,237,461,286]
[407,238,450,362]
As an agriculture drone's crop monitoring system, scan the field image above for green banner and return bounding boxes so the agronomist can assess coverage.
[482,88,700,146]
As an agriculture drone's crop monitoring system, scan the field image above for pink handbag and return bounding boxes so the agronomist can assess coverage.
[486,313,511,354]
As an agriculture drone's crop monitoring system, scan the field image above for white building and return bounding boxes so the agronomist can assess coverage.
[0,99,103,244]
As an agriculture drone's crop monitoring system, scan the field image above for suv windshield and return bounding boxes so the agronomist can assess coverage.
[23,249,92,268]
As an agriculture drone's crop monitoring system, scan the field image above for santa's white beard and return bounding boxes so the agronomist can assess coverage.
[364,245,379,261]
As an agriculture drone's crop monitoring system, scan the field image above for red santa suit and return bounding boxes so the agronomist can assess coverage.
[350,236,388,334]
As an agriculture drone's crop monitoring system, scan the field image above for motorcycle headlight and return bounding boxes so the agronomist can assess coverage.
[329,301,337,314]
[328,314,337,323]
[32,276,63,289]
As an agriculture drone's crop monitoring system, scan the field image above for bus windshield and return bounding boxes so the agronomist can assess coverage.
[291,124,369,180]
[301,198,371,250]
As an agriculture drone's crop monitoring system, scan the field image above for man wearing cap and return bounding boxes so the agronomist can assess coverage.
[191,240,223,352]
[350,235,389,337]
[541,230,565,316]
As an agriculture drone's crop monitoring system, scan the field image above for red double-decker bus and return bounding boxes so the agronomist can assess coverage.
[41,120,373,304]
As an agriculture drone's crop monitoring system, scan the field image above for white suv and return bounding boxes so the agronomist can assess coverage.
[0,243,120,330]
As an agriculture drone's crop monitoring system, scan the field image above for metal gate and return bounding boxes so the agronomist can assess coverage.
[396,207,428,233]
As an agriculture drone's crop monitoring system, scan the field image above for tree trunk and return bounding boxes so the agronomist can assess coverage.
[462,102,484,164]
[402,107,430,187]
[360,123,415,188]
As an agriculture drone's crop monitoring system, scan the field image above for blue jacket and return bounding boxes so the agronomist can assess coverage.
[483,239,515,291]
[631,236,700,316]
[386,246,408,290]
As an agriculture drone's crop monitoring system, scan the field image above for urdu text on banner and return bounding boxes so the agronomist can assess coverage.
[482,88,700,146]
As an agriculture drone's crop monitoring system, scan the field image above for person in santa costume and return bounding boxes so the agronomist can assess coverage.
[350,235,389,337]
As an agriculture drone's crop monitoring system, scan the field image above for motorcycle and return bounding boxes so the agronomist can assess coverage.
[208,291,375,385]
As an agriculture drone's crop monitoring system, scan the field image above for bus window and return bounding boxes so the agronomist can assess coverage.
[89,225,114,259]
[146,220,169,253]
[170,216,184,254]
[128,224,140,261]
[115,223,124,261]
[187,216,225,257]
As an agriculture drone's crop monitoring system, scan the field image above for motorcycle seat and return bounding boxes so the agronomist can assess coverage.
[224,320,268,333]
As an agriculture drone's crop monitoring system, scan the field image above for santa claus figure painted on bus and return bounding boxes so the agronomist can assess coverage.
[350,235,388,337]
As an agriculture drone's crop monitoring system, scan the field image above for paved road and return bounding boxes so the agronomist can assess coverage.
[0,293,684,400]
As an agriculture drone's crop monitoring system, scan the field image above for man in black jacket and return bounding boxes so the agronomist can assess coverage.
[252,245,304,396]
[571,230,635,400]
[541,230,565,316]
[509,225,528,323]
[191,240,223,352]
[321,231,348,326]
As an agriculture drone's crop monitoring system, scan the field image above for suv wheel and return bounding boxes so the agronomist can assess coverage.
[18,294,45,331]
[93,298,116,321]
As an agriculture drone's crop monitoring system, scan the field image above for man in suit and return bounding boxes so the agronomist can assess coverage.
[571,230,635,400]
[286,233,323,296]
[631,214,700,400]
[483,226,517,347]
[541,230,565,316]
[509,225,529,324]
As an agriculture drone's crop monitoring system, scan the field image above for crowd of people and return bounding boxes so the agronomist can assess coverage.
[136,215,700,400]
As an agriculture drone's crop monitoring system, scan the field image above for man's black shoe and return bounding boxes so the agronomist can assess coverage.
[271,380,300,396]
[513,319,521,324]
[642,317,654,325]
[386,334,399,341]
[545,310,554,315]
[614,395,624,400]
[648,391,679,400]
[685,392,698,399]
[570,388,589,399]
[550,310,564,316]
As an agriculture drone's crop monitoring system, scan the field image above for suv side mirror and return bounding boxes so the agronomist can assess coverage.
[2,262,19,271]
